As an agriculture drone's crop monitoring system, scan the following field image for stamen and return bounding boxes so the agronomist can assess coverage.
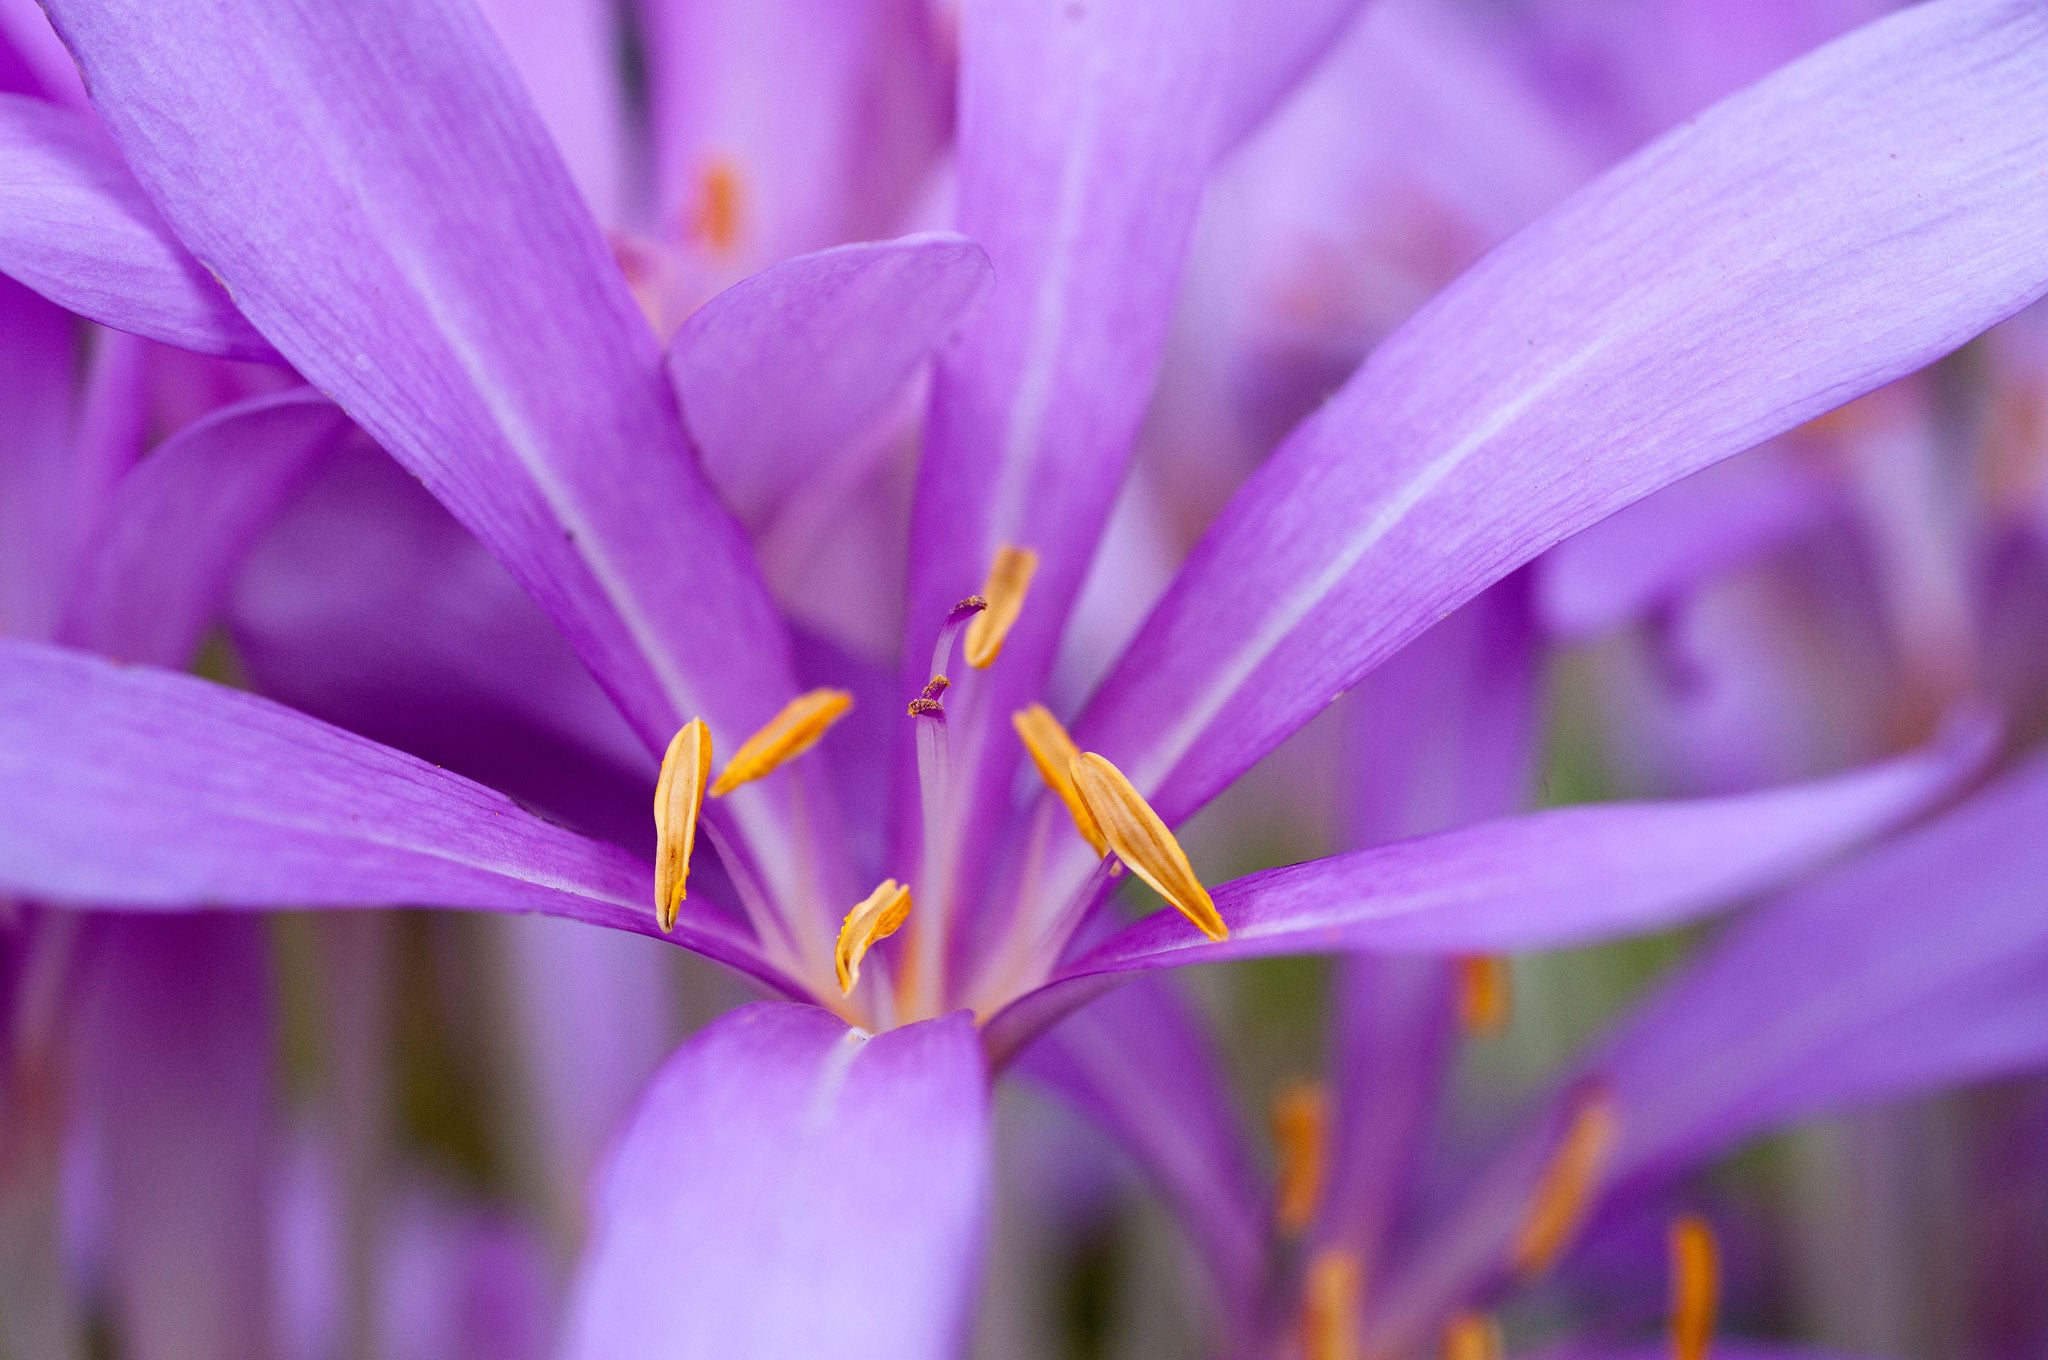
[1271,1080,1328,1235]
[709,689,853,796]
[963,544,1038,668]
[693,156,744,255]
[836,879,913,994]
[1068,753,1228,941]
[653,720,712,933]
[929,596,987,685]
[1301,1249,1364,1360]
[1669,1214,1719,1360]
[1456,955,1513,1036]
[1441,1312,1502,1360]
[1510,1086,1618,1279]
[1012,705,1107,855]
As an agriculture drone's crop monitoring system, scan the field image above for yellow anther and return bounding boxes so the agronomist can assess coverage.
[652,720,712,933]
[709,689,853,796]
[835,879,913,995]
[1669,1214,1719,1360]
[1012,705,1107,855]
[963,544,1038,668]
[1301,1250,1364,1360]
[1271,1080,1328,1235]
[1069,753,1229,942]
[1510,1088,1618,1279]
[693,156,745,255]
[1441,1312,1502,1360]
[1456,955,1513,1036]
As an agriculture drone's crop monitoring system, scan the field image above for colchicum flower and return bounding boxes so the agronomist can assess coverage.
[0,0,2045,1353]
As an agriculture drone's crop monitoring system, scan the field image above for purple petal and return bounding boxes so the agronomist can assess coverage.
[0,0,83,105]
[1538,447,1844,641]
[469,0,625,223]
[636,0,949,264]
[0,275,80,641]
[1015,977,1266,1332]
[60,389,347,666]
[42,0,799,752]
[669,234,993,527]
[1075,0,2048,827]
[0,95,273,360]
[899,0,1233,910]
[229,442,655,850]
[984,716,1992,1061]
[561,1003,990,1360]
[1219,0,1374,151]
[1589,750,2048,1185]
[0,638,792,991]
[79,915,278,1360]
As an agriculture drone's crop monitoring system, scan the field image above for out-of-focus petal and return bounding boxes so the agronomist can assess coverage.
[42,0,799,753]
[60,389,347,666]
[561,1003,990,1360]
[469,0,625,223]
[0,275,80,641]
[79,915,278,1360]
[1076,0,2048,828]
[0,96,273,360]
[1590,750,2048,1183]
[637,0,949,267]
[984,716,1992,1060]
[669,233,993,527]
[1218,0,1374,152]
[1539,450,1843,641]
[229,443,654,850]
[0,639,793,990]
[0,0,83,105]
[1015,977,1266,1333]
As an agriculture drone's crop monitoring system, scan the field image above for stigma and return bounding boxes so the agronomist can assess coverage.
[1669,1214,1718,1360]
[1271,1080,1329,1235]
[652,719,712,933]
[710,689,853,796]
[836,879,913,994]
[1510,1086,1618,1278]
[964,544,1037,668]
[1068,752,1229,941]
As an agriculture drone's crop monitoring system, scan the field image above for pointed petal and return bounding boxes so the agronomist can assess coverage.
[899,0,1234,898]
[41,0,799,752]
[669,233,993,527]
[81,915,279,1360]
[985,717,1993,1060]
[0,275,81,641]
[1016,977,1266,1332]
[0,638,793,991]
[1591,750,2048,1185]
[0,95,273,359]
[1075,0,2048,826]
[60,389,347,666]
[561,1003,990,1360]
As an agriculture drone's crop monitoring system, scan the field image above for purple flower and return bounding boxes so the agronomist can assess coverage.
[1,0,2046,1352]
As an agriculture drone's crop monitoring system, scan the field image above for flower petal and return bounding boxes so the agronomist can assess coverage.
[1219,0,1375,151]
[469,0,626,222]
[984,715,1993,1061]
[560,1003,990,1360]
[669,233,992,527]
[0,94,273,360]
[80,915,280,1360]
[635,0,949,266]
[1075,0,2048,827]
[41,0,799,752]
[1016,977,1266,1333]
[60,388,347,666]
[0,275,81,640]
[0,637,793,991]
